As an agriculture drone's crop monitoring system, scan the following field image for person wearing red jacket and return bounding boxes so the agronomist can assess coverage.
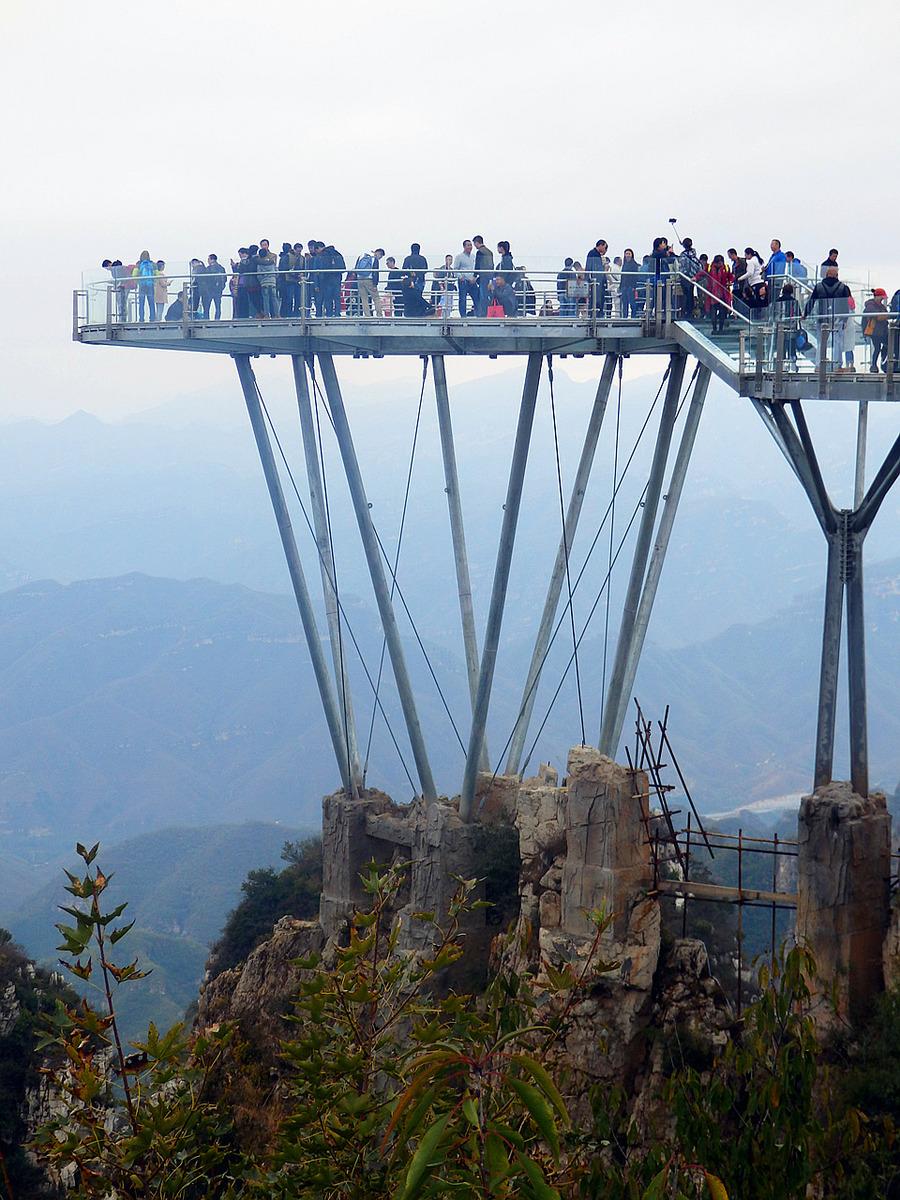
[707,255,733,334]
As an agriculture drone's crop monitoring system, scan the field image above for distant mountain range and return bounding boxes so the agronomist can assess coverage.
[0,567,896,873]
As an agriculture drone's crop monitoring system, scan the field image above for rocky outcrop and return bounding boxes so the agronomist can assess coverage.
[796,781,891,1024]
[197,915,323,1045]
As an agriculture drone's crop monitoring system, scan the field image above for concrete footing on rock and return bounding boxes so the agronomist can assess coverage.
[197,751,898,1109]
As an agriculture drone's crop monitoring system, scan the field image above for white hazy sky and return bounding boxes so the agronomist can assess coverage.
[1,0,898,420]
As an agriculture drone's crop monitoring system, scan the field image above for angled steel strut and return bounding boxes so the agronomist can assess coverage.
[316,353,437,804]
[234,354,356,797]
[461,352,543,819]
[291,354,363,793]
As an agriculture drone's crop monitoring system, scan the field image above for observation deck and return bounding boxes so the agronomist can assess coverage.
[72,263,900,815]
[74,270,899,404]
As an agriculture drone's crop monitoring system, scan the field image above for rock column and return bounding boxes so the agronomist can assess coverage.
[796,782,891,1023]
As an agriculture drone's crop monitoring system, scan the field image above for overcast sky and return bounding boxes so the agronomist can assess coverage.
[1,0,898,421]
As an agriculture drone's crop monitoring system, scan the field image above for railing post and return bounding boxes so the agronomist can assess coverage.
[774,323,785,398]
[886,321,896,398]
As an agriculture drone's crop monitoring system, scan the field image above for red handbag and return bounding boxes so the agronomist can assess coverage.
[487,301,504,318]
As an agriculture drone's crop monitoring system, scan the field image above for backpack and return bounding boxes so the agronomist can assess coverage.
[355,253,374,273]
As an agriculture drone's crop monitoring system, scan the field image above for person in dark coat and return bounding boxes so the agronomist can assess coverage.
[804,267,851,369]
[199,254,226,319]
[619,248,641,318]
[402,243,428,293]
[586,239,609,316]
[489,274,518,316]
[385,257,404,315]
[399,272,435,317]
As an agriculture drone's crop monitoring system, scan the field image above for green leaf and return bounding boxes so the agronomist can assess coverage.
[485,1130,511,1186]
[516,1151,561,1199]
[508,1077,560,1161]
[76,841,100,865]
[511,1053,570,1126]
[398,1111,449,1200]
[462,1097,479,1128]
[642,1165,670,1200]
[110,920,135,945]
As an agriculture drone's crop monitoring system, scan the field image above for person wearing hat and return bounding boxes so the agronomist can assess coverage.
[863,288,889,372]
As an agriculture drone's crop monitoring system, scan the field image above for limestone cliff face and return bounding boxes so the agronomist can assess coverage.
[197,916,323,1048]
[195,749,733,1129]
[0,944,72,1197]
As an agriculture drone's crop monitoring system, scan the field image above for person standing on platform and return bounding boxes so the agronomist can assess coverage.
[863,288,889,372]
[244,245,264,318]
[257,243,279,317]
[453,239,477,317]
[385,256,403,316]
[676,236,702,320]
[200,254,226,319]
[154,260,168,320]
[820,248,839,278]
[765,238,787,288]
[355,248,384,317]
[432,253,456,316]
[318,244,345,317]
[586,238,609,317]
[304,241,321,316]
[278,243,295,316]
[619,248,641,318]
[402,243,427,296]
[473,235,494,316]
[708,254,733,334]
[804,265,851,370]
[785,251,807,281]
[557,257,575,316]
[135,250,156,322]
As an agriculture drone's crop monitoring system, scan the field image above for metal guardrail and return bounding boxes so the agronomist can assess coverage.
[73,265,899,389]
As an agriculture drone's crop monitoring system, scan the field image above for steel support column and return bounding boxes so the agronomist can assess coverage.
[614,364,711,744]
[814,532,845,789]
[316,353,437,803]
[234,354,353,795]
[291,354,363,792]
[854,400,869,508]
[432,355,488,771]
[845,533,868,798]
[460,352,542,819]
[506,352,618,775]
[431,357,483,718]
[598,352,686,758]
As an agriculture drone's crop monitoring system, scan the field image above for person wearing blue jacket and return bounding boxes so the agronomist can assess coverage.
[765,239,787,293]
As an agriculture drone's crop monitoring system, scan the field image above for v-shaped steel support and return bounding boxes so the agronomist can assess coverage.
[762,400,900,796]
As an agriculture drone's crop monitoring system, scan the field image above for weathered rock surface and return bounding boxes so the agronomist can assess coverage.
[197,916,323,1044]
[796,781,891,1023]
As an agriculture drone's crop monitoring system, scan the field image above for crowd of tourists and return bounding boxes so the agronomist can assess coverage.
[99,234,900,371]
